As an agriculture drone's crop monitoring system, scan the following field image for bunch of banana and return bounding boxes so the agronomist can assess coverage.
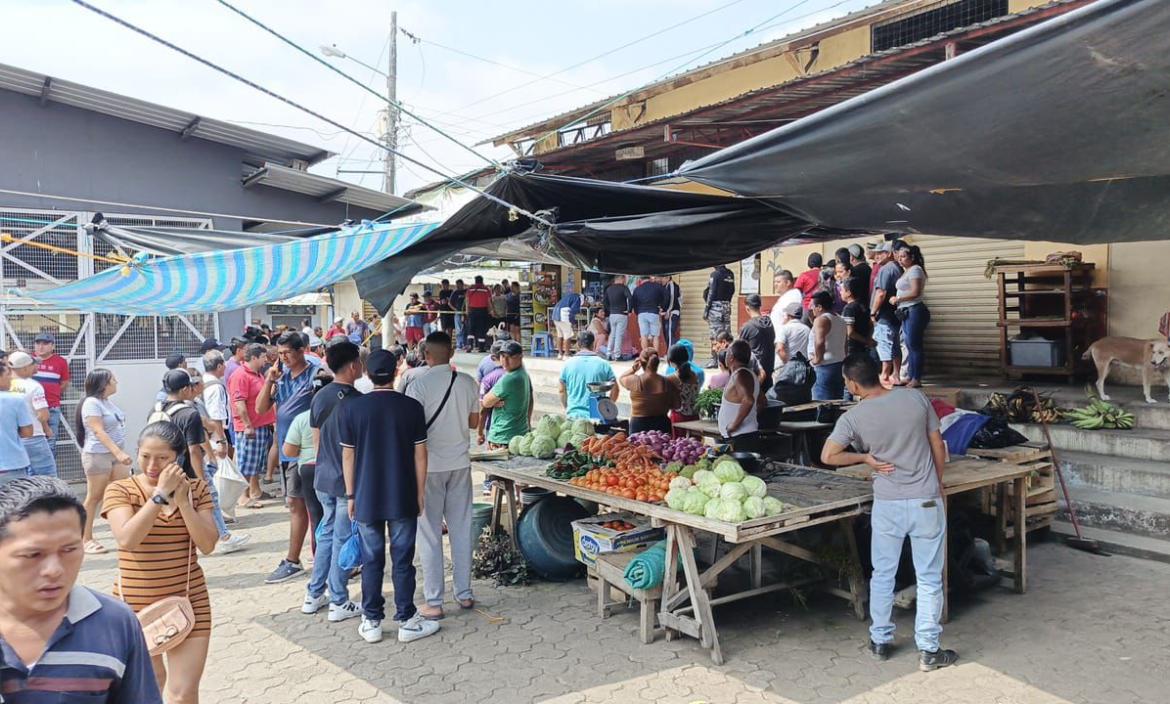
[1030,405,1062,424]
[1062,399,1136,430]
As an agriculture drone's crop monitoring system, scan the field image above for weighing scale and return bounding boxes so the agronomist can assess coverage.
[586,380,621,427]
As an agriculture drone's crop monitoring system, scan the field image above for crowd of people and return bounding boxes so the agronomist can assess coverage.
[399,277,523,355]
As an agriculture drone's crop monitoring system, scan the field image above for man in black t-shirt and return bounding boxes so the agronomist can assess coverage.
[848,244,872,297]
[449,280,467,349]
[302,340,364,623]
[738,294,776,394]
[705,264,736,365]
[151,369,206,480]
[602,276,632,360]
[437,279,455,334]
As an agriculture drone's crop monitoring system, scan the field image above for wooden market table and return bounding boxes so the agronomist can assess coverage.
[475,456,874,664]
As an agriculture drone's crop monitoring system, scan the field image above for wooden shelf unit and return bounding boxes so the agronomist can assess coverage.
[994,262,1103,382]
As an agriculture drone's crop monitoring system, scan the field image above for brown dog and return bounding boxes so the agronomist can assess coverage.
[1083,337,1170,403]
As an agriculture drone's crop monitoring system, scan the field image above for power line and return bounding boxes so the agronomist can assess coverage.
[214,0,501,171]
[70,0,551,226]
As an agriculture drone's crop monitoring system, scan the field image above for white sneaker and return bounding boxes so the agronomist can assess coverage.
[359,617,383,643]
[397,612,440,643]
[302,591,329,615]
[219,533,250,554]
[328,600,362,622]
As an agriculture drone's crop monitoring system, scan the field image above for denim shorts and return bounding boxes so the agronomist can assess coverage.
[874,320,902,362]
[637,312,662,337]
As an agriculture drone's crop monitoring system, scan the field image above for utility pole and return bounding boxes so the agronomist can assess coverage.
[384,10,398,195]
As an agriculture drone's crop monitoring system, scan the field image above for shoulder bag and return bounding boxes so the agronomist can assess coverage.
[120,479,196,656]
[426,370,459,430]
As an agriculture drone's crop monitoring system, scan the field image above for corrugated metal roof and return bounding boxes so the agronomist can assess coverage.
[243,163,425,216]
[0,62,332,167]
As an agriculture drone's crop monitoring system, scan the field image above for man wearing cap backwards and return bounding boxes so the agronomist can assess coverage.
[154,351,187,404]
[31,332,69,456]
[5,352,56,478]
[482,341,533,449]
[151,369,208,482]
[870,242,905,386]
[338,348,440,645]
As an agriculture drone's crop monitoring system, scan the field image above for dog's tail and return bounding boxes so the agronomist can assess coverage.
[1081,342,1094,360]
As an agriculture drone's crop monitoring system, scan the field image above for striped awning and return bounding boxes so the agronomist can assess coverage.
[11,221,438,315]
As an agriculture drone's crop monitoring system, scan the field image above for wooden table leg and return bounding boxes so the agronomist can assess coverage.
[995,483,1009,555]
[941,494,950,624]
[1014,476,1027,594]
[499,479,519,550]
[839,518,867,621]
[660,525,680,642]
[676,526,723,664]
[489,480,504,535]
[750,543,763,590]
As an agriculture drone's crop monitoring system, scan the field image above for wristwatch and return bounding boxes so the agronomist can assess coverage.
[346,494,355,500]
[151,492,170,506]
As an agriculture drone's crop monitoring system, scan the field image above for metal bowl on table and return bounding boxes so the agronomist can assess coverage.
[587,381,616,394]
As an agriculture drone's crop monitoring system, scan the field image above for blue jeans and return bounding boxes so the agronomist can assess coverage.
[874,320,901,363]
[812,362,845,400]
[202,462,230,539]
[308,492,352,605]
[608,313,628,359]
[901,305,931,382]
[356,518,418,622]
[454,313,465,348]
[46,408,63,457]
[23,436,57,477]
[869,498,946,652]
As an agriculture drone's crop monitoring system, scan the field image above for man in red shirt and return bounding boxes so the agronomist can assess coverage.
[229,343,277,507]
[31,332,69,457]
[464,275,492,353]
[793,252,824,311]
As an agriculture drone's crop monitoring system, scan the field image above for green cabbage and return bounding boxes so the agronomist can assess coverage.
[669,476,692,492]
[680,464,698,480]
[716,498,746,523]
[704,497,722,519]
[665,488,688,510]
[536,416,560,438]
[531,436,557,459]
[683,489,709,515]
[557,430,574,447]
[762,496,786,516]
[508,436,523,455]
[517,434,534,456]
[571,419,594,436]
[742,496,766,520]
[696,457,712,471]
[719,482,747,502]
[664,461,684,475]
[740,475,767,498]
[692,469,714,486]
[697,474,723,498]
[713,459,746,483]
[570,433,589,447]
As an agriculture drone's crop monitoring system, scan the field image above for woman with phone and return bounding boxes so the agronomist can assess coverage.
[619,348,680,435]
[103,420,219,703]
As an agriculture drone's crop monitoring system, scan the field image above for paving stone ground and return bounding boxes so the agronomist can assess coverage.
[78,487,1170,704]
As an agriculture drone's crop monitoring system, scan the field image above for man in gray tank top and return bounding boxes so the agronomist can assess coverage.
[820,353,958,672]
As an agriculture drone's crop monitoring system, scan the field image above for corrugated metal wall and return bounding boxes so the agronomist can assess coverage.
[914,234,1024,375]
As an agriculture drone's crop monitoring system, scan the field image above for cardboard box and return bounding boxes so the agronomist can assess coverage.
[572,512,664,567]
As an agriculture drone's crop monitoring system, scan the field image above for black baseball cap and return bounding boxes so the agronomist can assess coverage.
[162,369,195,393]
[366,349,398,384]
[164,351,187,369]
[199,337,227,353]
[500,341,523,357]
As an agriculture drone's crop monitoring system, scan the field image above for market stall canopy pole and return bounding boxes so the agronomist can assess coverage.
[681,0,1170,244]
[353,171,847,313]
[11,221,438,315]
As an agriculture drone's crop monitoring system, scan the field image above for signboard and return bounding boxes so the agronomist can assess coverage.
[616,146,645,161]
[266,304,315,315]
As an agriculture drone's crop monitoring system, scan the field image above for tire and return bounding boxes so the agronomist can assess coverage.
[516,496,589,581]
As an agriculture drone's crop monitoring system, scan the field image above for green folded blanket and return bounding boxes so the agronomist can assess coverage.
[623,541,680,591]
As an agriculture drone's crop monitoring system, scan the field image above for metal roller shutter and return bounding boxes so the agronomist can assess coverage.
[678,267,715,360]
[912,234,1024,375]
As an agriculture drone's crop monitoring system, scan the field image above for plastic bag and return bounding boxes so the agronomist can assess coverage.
[211,455,247,518]
[771,352,814,406]
[969,417,1028,449]
[338,524,366,571]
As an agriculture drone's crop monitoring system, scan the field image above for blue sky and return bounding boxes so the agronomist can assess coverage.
[3,0,878,195]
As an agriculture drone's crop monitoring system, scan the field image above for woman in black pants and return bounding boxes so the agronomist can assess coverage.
[281,373,329,550]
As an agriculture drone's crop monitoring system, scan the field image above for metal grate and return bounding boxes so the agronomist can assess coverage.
[873,0,1009,52]
[0,210,81,284]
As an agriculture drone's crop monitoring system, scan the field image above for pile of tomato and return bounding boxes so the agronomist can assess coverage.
[568,466,673,503]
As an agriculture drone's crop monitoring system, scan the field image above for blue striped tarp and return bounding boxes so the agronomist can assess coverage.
[11,221,438,314]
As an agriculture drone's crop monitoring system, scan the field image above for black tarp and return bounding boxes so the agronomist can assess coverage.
[354,172,821,312]
[681,0,1170,244]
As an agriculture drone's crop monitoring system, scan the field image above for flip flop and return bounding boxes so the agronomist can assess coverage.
[458,598,475,610]
[83,541,107,555]
[419,606,445,621]
[240,499,264,509]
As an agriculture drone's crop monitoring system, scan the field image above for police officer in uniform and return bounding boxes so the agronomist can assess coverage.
[703,264,736,367]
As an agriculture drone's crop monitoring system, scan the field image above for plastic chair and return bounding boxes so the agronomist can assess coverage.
[531,332,554,357]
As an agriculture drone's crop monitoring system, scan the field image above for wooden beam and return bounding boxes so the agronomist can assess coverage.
[180,116,202,140]
[39,77,52,106]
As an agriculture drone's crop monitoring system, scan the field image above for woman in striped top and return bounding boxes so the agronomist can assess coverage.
[103,421,219,703]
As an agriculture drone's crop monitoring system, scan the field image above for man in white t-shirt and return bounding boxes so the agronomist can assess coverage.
[6,352,55,477]
[774,302,811,365]
[405,331,480,619]
[770,269,804,331]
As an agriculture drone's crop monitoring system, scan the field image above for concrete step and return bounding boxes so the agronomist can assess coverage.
[958,387,1170,430]
[1058,450,1170,499]
[1050,521,1170,565]
[1060,485,1170,540]
[1010,423,1170,462]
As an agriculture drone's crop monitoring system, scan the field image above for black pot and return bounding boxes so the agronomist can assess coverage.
[729,451,763,473]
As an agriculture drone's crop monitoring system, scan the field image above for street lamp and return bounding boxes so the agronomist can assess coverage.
[319,44,388,78]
